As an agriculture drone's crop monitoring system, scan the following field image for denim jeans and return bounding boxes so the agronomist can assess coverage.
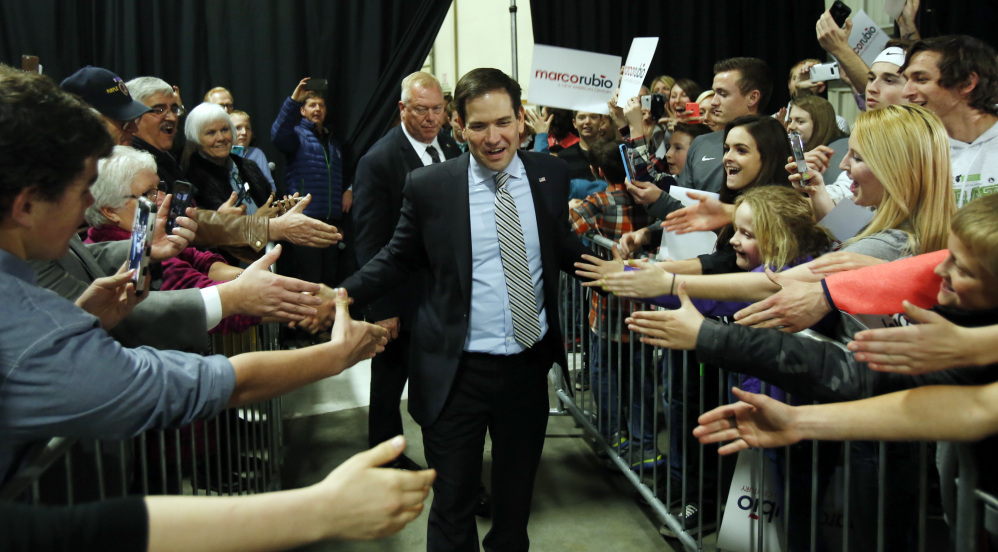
[590,332,657,453]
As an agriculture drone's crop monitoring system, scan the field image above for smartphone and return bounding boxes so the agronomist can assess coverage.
[167,180,194,233]
[305,78,328,91]
[619,143,637,182]
[788,130,810,183]
[230,145,245,157]
[809,62,840,83]
[640,93,667,120]
[128,196,156,295]
[684,102,700,119]
[829,0,852,28]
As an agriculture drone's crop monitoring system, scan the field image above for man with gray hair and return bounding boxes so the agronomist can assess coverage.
[351,71,461,472]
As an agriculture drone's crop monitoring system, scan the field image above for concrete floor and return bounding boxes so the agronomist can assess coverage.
[278,360,681,552]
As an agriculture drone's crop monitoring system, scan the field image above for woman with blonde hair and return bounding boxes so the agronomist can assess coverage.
[579,104,956,303]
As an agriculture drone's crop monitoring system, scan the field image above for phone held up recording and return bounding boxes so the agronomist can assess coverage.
[128,196,156,295]
[788,130,810,184]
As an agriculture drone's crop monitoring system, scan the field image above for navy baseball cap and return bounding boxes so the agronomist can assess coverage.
[60,66,151,121]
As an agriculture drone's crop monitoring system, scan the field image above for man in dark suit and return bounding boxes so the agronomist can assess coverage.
[352,71,461,471]
[341,68,589,552]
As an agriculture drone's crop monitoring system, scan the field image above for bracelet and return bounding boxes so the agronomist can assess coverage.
[669,273,676,296]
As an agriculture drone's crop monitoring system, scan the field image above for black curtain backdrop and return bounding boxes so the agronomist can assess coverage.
[529,0,997,116]
[0,0,452,188]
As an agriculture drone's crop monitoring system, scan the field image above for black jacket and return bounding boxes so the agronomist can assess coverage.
[186,153,271,212]
[695,306,998,403]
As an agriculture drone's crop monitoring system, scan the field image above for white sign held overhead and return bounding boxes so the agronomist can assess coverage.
[528,44,621,114]
[848,10,891,67]
[617,37,659,108]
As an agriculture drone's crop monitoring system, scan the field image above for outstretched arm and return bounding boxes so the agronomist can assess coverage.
[694,382,998,455]
[227,288,387,407]
[145,436,434,551]
[849,301,998,374]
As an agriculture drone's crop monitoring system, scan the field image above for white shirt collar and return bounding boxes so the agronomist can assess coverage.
[400,122,442,164]
[469,151,525,186]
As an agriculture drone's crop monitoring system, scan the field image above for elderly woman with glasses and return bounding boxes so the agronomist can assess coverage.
[181,102,272,214]
[85,145,260,334]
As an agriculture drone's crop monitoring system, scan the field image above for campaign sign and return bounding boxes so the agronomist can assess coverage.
[529,44,621,114]
[617,37,659,108]
[848,10,891,67]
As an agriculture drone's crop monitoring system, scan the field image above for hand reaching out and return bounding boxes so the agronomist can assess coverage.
[661,191,731,234]
[269,194,343,247]
[693,387,803,455]
[733,268,829,332]
[75,262,146,329]
[625,282,704,349]
[849,301,976,374]
[574,246,626,284]
[312,436,435,540]
[217,192,247,216]
[328,288,389,367]
[217,244,322,321]
[598,257,674,297]
[525,108,552,135]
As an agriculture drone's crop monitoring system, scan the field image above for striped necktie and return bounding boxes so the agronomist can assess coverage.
[493,171,541,348]
[426,146,441,163]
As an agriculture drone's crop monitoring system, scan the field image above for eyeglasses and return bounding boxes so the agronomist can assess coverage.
[147,104,185,118]
[409,105,445,117]
[124,188,161,202]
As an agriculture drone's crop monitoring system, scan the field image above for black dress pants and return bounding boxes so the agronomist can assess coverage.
[422,346,551,552]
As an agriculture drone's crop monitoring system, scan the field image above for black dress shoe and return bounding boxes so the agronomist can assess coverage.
[474,486,492,518]
[382,453,424,471]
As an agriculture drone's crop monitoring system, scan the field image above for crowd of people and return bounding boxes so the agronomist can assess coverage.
[3,1,998,550]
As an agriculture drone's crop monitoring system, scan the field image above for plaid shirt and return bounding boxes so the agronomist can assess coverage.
[621,126,670,185]
[570,183,653,340]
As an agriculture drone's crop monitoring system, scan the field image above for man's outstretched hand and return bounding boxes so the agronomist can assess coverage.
[217,244,322,321]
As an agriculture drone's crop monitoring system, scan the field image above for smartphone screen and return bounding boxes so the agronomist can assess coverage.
[619,143,637,182]
[128,197,155,293]
[788,131,810,182]
[167,181,193,233]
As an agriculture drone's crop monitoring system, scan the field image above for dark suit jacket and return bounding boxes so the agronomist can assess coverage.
[29,235,209,351]
[351,126,461,325]
[341,151,589,427]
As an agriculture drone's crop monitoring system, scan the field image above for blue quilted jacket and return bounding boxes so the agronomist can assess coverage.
[270,97,344,220]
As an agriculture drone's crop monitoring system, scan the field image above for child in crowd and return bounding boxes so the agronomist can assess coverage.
[569,137,660,470]
[694,193,998,547]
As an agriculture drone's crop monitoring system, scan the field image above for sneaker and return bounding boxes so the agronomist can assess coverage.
[659,502,717,538]
[629,449,665,471]
[610,431,629,453]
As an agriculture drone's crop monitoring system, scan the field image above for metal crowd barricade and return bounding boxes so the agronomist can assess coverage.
[555,234,953,552]
[0,323,285,506]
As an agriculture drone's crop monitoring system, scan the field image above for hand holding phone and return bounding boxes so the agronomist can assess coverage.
[619,143,637,182]
[788,131,810,183]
